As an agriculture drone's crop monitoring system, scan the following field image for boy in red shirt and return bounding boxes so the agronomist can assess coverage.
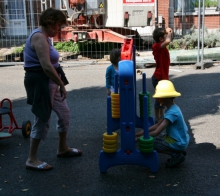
[152,27,172,123]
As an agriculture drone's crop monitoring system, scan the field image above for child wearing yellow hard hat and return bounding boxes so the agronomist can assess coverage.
[136,80,190,168]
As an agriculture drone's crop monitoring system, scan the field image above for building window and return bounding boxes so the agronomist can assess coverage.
[174,0,218,13]
[8,0,25,20]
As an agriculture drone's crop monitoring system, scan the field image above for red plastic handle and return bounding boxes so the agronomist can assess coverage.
[121,38,133,60]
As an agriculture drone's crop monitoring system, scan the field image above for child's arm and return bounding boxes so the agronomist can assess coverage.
[105,66,111,96]
[161,28,172,48]
[135,119,163,138]
[106,88,111,96]
[148,119,163,132]
[149,119,170,137]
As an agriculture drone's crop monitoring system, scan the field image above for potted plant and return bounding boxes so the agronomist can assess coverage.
[11,45,25,62]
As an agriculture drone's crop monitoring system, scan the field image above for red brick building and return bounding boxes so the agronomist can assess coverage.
[158,0,220,32]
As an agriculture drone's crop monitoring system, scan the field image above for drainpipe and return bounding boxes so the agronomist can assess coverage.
[169,0,174,30]
[155,0,158,28]
[29,0,34,32]
[201,0,205,63]
[182,0,186,35]
[217,0,220,11]
[197,0,201,63]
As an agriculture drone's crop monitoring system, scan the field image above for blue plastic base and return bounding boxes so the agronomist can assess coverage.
[100,58,159,173]
[99,149,158,173]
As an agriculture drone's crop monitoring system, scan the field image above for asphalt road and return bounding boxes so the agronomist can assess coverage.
[0,61,220,196]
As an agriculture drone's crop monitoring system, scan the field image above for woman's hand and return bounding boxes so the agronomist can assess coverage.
[59,85,67,100]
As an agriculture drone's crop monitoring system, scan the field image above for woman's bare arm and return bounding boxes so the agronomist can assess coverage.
[31,33,67,100]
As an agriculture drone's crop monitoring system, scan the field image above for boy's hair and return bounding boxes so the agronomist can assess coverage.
[152,28,167,42]
[110,49,121,65]
[39,8,67,27]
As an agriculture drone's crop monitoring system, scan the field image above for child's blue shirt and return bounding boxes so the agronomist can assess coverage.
[164,104,190,151]
[105,64,117,89]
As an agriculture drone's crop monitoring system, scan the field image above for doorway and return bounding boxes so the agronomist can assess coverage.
[4,0,27,36]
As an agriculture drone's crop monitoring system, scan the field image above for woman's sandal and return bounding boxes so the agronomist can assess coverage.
[26,162,53,171]
[57,148,83,157]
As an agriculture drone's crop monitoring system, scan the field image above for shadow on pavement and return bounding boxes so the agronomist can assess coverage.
[0,71,220,196]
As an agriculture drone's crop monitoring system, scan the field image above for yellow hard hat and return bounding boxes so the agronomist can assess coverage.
[152,80,181,98]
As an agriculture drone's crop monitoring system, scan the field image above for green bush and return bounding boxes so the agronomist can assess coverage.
[168,25,220,50]
[54,41,114,54]
[194,0,218,8]
[12,44,25,54]
[54,41,79,53]
[11,41,115,56]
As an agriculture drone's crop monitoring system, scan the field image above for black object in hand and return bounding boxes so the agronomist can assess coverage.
[56,65,69,86]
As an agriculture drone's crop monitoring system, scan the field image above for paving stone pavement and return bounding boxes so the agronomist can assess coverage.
[0,62,220,196]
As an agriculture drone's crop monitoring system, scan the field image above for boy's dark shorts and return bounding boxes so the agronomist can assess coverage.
[151,75,165,109]
[154,134,179,153]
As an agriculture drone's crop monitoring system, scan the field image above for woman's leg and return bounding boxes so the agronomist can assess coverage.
[26,116,52,169]
[26,138,41,165]
[50,83,69,151]
[26,138,52,169]
[49,83,82,155]
[58,131,68,152]
[57,132,82,156]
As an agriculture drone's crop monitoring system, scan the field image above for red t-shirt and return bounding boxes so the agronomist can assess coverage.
[152,42,170,80]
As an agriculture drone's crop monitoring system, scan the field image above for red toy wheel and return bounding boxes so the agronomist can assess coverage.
[22,120,31,138]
